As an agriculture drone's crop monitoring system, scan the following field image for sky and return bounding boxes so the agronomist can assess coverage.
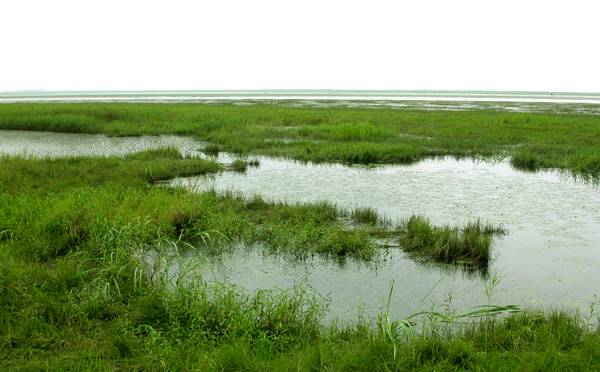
[1,0,599,92]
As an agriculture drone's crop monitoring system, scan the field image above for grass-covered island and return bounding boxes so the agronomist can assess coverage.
[1,103,600,370]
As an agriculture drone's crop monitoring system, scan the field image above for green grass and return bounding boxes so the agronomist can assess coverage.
[0,154,598,370]
[0,147,221,194]
[351,207,380,225]
[203,143,221,156]
[0,152,379,261]
[231,158,249,172]
[399,216,506,268]
[0,102,599,177]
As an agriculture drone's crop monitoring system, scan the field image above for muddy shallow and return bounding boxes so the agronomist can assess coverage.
[2,130,600,322]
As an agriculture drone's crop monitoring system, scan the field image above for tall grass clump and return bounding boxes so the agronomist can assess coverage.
[351,207,380,225]
[203,143,221,156]
[231,159,248,172]
[510,149,549,172]
[399,216,505,267]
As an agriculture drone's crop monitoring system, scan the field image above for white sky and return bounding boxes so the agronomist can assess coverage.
[1,0,599,92]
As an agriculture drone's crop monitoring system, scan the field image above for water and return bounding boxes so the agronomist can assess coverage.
[0,130,199,158]
[171,154,600,321]
[2,130,600,322]
[2,90,600,114]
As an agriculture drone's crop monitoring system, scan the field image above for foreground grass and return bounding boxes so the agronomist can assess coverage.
[2,235,600,371]
[1,102,599,177]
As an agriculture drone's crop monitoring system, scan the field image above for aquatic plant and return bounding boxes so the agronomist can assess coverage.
[231,159,248,172]
[351,206,380,225]
[0,148,222,194]
[0,152,599,370]
[399,216,505,267]
[203,143,220,156]
[2,104,600,369]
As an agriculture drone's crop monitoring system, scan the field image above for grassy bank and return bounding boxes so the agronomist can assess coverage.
[0,148,221,193]
[0,152,379,261]
[0,102,599,177]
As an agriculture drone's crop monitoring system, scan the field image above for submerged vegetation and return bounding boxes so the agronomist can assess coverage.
[0,102,599,178]
[1,102,600,369]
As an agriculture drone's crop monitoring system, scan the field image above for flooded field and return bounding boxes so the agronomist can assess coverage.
[2,130,600,323]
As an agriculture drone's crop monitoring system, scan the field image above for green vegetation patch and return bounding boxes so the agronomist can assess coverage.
[0,147,221,194]
[399,216,506,267]
[1,102,599,177]
[351,207,380,225]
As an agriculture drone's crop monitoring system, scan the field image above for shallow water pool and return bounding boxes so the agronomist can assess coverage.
[171,154,600,321]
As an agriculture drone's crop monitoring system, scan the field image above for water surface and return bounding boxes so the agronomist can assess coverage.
[171,154,600,321]
[0,130,198,158]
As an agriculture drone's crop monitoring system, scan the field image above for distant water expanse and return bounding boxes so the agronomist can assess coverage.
[2,90,600,113]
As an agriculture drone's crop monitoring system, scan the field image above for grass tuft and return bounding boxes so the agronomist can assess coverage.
[351,207,380,225]
[399,216,505,267]
[203,143,221,156]
[231,159,248,172]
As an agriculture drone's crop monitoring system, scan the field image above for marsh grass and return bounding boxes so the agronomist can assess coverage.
[0,152,380,261]
[0,167,599,370]
[1,104,599,369]
[399,216,506,267]
[0,148,221,194]
[231,159,248,172]
[203,143,221,156]
[351,207,379,225]
[1,102,599,177]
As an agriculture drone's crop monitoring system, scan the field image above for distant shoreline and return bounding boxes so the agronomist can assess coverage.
[2,90,600,105]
